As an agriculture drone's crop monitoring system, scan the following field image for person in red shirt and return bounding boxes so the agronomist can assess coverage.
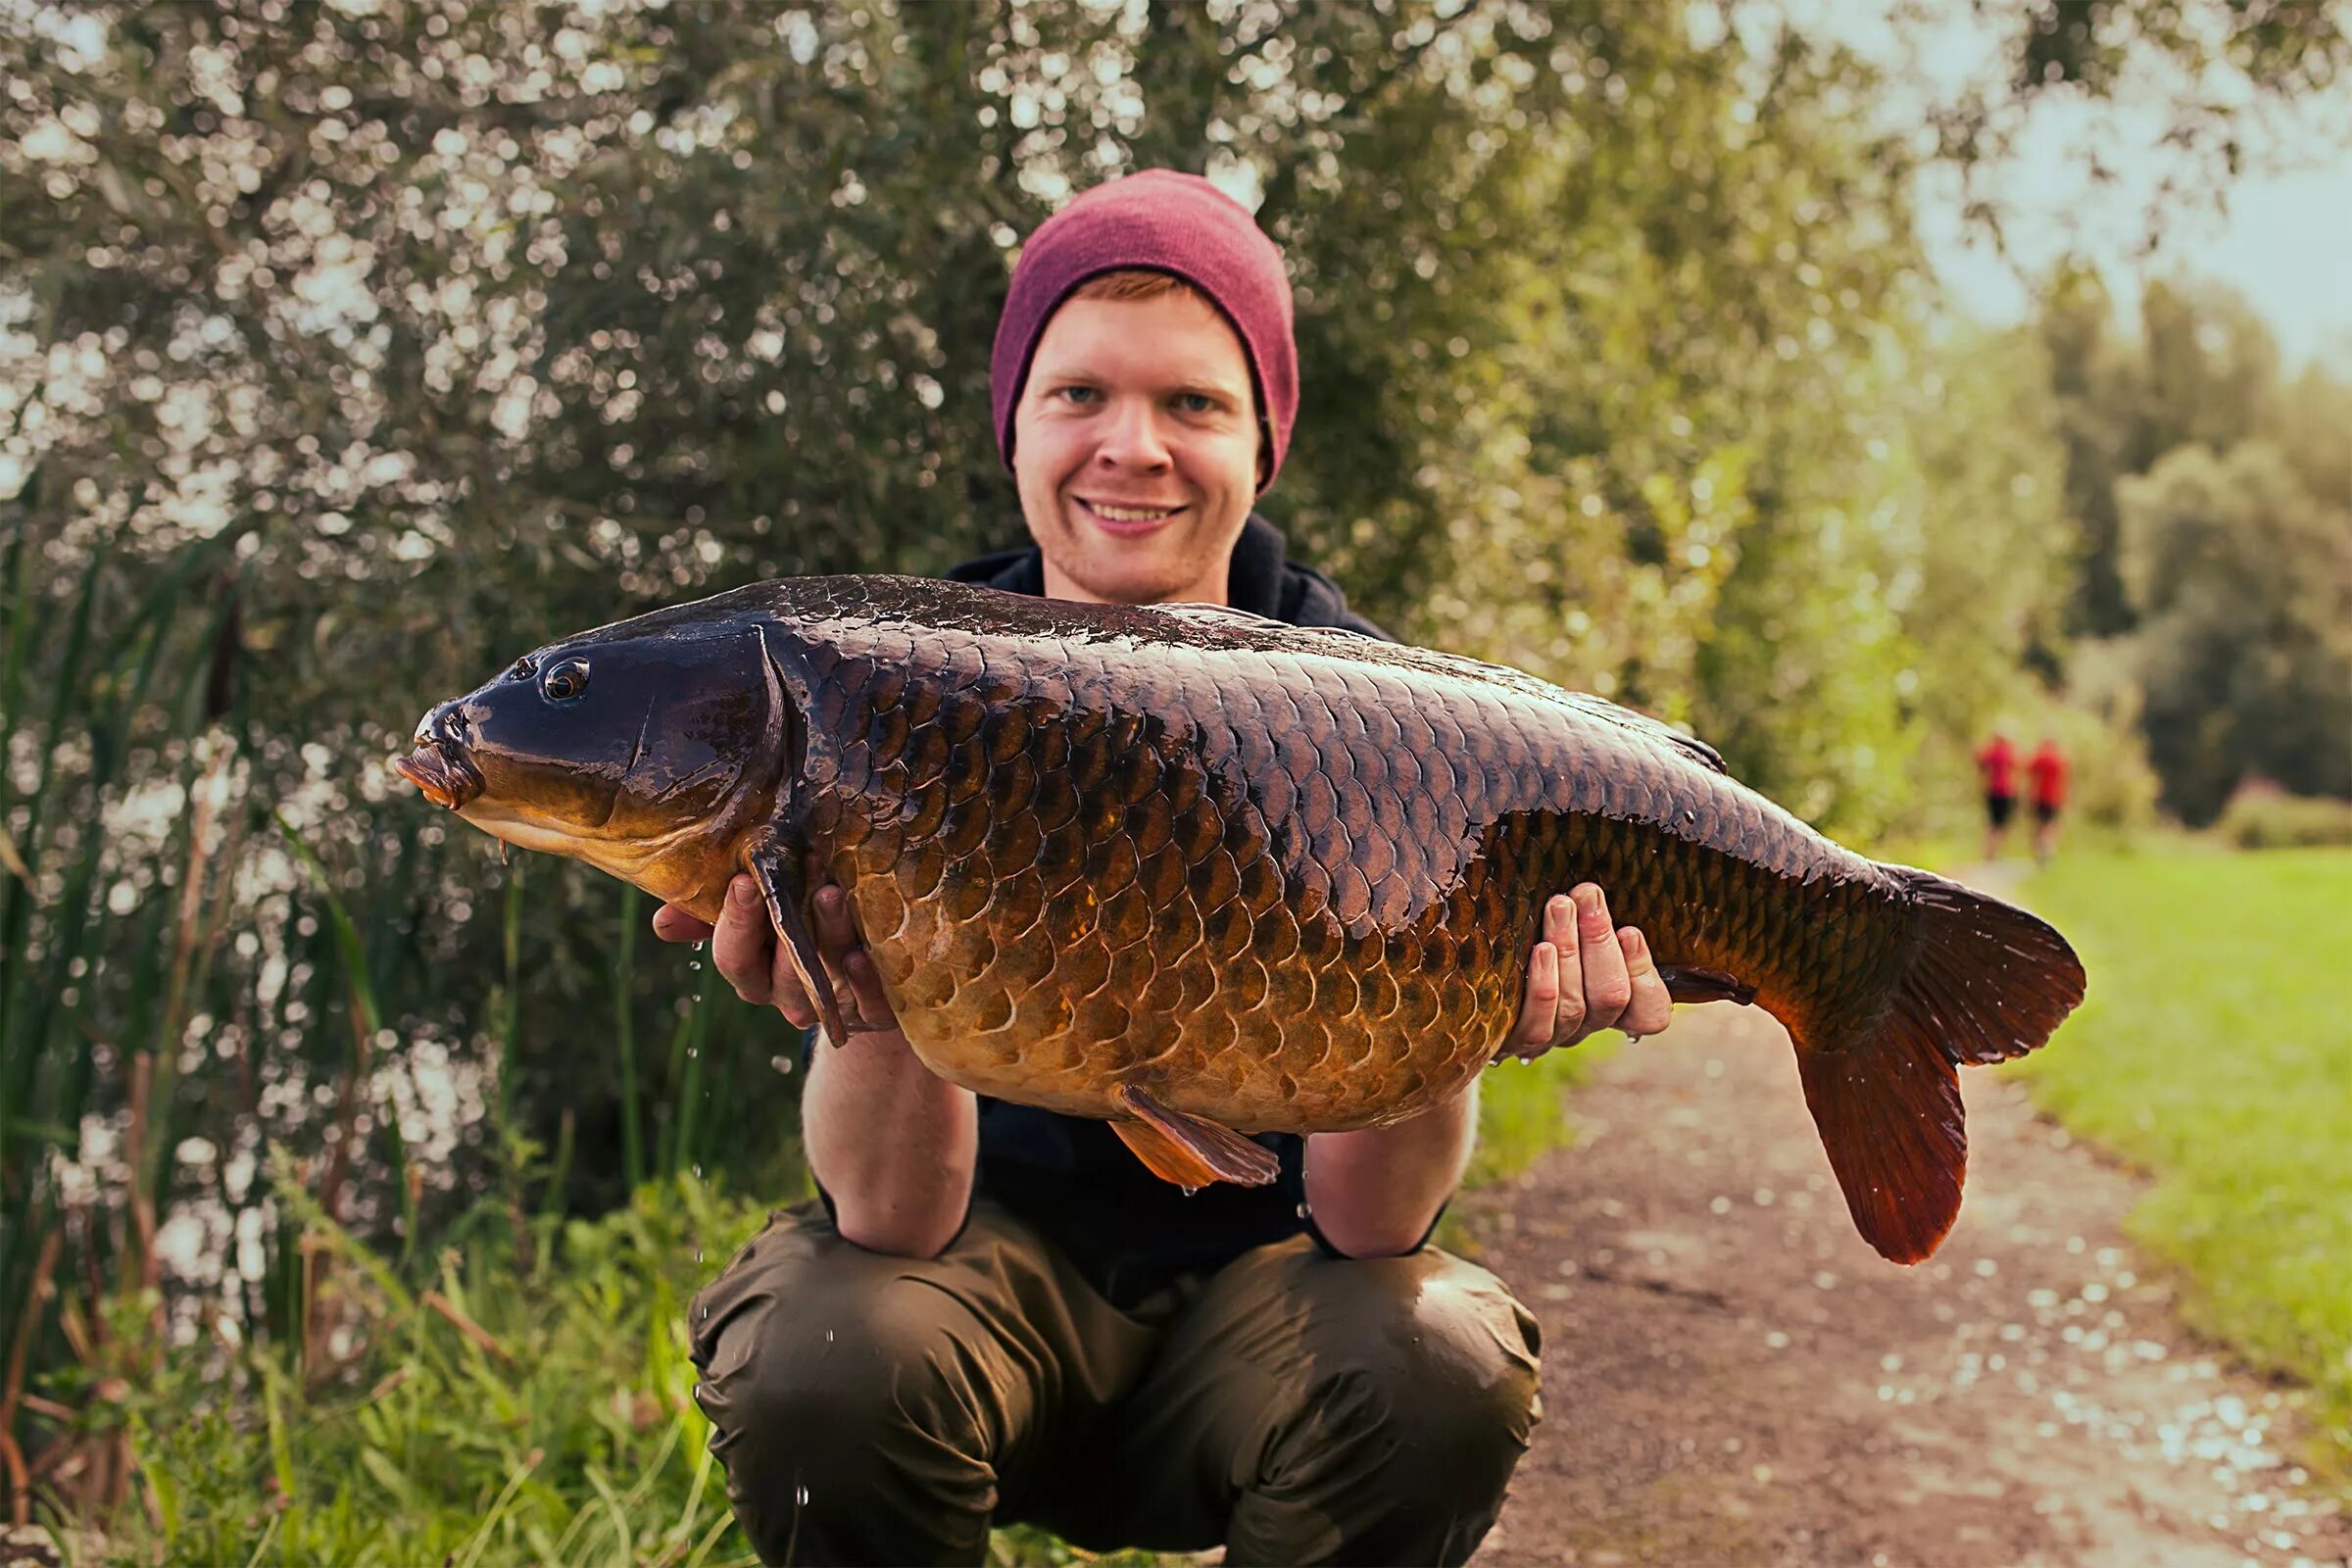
[1977,731,2018,860]
[2027,737,2070,865]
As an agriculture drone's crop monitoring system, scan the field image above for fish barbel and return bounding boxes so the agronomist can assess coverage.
[395,575,2084,1263]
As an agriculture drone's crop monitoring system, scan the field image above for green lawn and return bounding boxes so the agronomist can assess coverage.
[2010,845,2352,1476]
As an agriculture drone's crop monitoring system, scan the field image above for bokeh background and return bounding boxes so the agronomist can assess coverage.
[2,2,2347,1562]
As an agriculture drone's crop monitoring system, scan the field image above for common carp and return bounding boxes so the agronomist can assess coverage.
[395,576,2084,1263]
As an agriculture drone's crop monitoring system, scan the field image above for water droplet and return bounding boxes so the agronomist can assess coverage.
[1295,1202,1311,1220]
[1180,1185,1200,1198]
[825,1329,835,1343]
[695,1250,704,1263]
[770,1054,796,1075]
[795,1484,810,1506]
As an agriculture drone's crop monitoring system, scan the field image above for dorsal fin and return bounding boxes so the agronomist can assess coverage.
[1151,602,1286,632]
[1558,692,1729,775]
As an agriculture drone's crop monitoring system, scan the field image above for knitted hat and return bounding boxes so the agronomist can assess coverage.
[990,169,1298,490]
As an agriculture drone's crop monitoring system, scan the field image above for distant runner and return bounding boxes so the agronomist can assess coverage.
[1977,731,2018,860]
[2028,737,2070,866]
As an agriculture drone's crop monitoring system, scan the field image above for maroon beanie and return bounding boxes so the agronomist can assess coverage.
[990,169,1298,490]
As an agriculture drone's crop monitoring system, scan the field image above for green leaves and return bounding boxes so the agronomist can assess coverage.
[110,1171,769,1567]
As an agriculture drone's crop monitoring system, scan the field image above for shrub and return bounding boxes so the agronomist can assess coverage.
[2218,789,2352,850]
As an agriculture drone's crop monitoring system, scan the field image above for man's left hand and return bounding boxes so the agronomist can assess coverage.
[1497,882,1672,1062]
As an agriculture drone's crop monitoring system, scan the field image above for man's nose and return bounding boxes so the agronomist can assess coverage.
[1094,397,1171,469]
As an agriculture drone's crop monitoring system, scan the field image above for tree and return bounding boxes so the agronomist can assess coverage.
[4,2,2344,1492]
[2037,268,2143,636]
[2117,442,2352,820]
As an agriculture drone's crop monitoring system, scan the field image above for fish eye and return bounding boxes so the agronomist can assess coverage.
[542,659,590,702]
[508,656,538,682]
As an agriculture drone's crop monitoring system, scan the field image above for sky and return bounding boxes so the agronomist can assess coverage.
[1791,0,2352,371]
[1917,100,2352,372]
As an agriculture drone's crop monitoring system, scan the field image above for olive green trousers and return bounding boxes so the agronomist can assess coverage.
[687,1200,1543,1566]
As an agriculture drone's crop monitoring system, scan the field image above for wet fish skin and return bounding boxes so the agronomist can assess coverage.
[398,575,2085,1264]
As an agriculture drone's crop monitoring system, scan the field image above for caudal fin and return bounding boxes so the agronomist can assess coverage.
[1795,871,2085,1264]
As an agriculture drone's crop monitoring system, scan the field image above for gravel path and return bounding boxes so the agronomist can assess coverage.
[1466,869,2350,1568]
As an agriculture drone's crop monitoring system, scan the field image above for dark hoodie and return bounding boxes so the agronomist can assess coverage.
[936,514,1392,1306]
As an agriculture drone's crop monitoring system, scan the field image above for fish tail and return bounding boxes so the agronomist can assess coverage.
[1792,869,2084,1264]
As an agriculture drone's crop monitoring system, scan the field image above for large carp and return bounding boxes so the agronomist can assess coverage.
[395,576,2083,1263]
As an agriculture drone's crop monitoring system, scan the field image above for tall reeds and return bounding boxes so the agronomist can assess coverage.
[0,492,805,1526]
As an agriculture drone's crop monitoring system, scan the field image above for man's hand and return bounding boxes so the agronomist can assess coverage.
[659,877,969,1255]
[1496,882,1672,1062]
[652,876,899,1037]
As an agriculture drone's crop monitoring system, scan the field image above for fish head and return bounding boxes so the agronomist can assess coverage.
[395,621,795,907]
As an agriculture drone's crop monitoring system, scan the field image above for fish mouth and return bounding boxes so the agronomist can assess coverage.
[393,744,485,811]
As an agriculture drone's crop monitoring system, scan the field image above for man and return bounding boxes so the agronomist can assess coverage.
[2027,736,2069,866]
[658,170,1680,1565]
[1977,730,2019,861]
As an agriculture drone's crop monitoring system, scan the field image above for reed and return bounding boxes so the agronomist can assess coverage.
[0,499,806,1524]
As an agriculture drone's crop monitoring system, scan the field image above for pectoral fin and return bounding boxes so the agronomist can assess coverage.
[745,842,847,1046]
[1657,964,1756,1006]
[1111,1085,1280,1190]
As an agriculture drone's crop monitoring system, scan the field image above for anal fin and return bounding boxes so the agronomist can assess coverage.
[1111,1085,1280,1190]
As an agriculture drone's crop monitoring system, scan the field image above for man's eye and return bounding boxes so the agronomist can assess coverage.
[1175,392,1218,415]
[1056,385,1100,406]
[542,659,591,702]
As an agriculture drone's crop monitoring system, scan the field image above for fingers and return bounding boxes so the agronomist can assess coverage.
[650,904,714,944]
[811,887,874,1031]
[1502,938,1558,1059]
[1615,925,1674,1038]
[1501,894,1583,1061]
[767,932,819,1032]
[813,886,904,1035]
[711,875,786,1009]
[1571,884,1634,1035]
[710,869,823,1029]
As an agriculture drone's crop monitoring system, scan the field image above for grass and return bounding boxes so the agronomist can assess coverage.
[23,1043,1605,1567]
[2008,844,2352,1478]
[1463,1040,1607,1193]
[50,1172,771,1567]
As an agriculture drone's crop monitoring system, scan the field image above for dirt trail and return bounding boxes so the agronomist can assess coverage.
[1468,866,2350,1568]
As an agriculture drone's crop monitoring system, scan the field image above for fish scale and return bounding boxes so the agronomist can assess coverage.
[397,573,2084,1262]
[831,607,1743,1124]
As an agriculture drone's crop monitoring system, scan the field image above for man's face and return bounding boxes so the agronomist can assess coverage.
[1011,290,1260,608]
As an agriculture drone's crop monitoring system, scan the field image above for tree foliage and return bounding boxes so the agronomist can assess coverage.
[2034,274,2352,823]
[2117,442,2352,821]
[1906,0,2352,247]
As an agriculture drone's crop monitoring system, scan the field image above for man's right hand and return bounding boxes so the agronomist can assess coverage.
[653,875,901,1037]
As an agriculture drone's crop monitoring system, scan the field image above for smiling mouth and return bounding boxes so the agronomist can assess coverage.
[1079,499,1186,528]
